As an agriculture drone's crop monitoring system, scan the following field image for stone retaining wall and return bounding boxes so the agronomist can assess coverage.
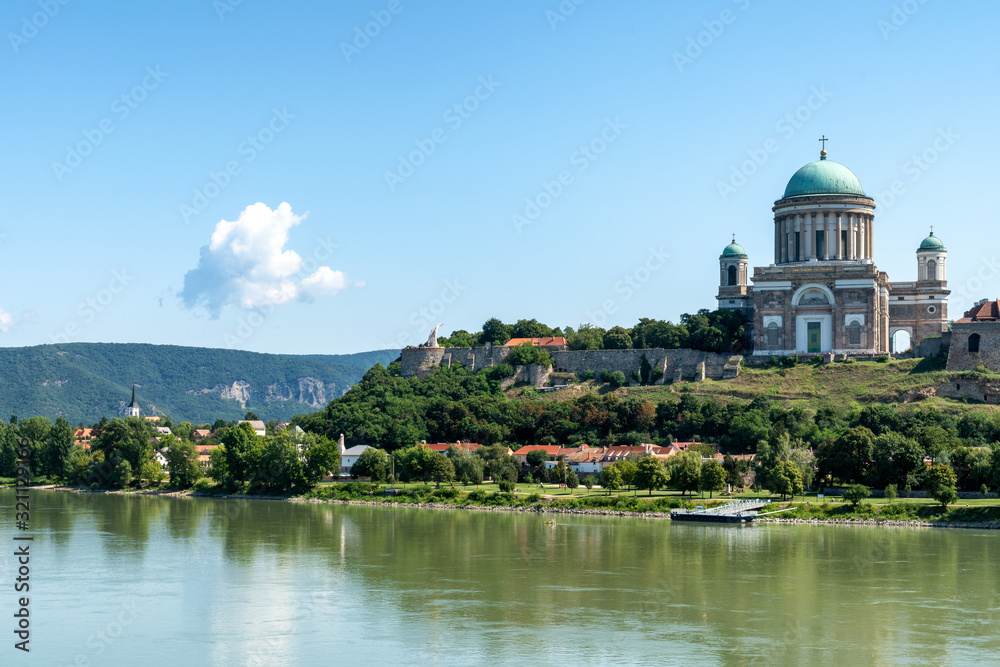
[401,346,735,383]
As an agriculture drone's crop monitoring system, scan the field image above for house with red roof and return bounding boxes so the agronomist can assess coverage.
[504,337,568,350]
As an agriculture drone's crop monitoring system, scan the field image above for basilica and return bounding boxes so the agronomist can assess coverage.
[716,144,949,356]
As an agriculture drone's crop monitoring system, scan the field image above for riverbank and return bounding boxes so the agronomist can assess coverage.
[14,483,1000,529]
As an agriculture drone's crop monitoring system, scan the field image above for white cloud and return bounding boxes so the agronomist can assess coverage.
[180,202,348,317]
[0,309,13,332]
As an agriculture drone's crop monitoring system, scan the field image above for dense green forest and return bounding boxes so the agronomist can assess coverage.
[295,361,1000,493]
[0,343,398,424]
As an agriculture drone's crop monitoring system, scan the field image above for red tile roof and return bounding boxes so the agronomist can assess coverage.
[957,299,1000,322]
[512,445,564,456]
[505,337,568,347]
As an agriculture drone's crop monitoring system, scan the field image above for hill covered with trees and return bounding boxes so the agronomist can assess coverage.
[295,358,1000,494]
[0,343,398,424]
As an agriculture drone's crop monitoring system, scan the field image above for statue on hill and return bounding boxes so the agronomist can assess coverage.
[426,323,444,348]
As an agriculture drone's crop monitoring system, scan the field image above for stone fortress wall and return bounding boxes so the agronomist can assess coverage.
[401,345,734,384]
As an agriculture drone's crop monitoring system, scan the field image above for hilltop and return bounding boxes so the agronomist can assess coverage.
[519,357,996,414]
[0,343,399,425]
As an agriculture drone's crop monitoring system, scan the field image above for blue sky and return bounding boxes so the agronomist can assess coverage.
[1,0,995,355]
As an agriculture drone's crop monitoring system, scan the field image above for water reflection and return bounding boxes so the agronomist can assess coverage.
[1,490,999,665]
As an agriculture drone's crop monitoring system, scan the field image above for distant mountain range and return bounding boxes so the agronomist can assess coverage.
[0,343,399,425]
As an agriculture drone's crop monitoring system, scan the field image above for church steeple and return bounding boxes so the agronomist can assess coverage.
[125,382,141,417]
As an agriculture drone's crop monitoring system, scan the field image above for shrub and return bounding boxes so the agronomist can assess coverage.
[580,369,595,381]
[192,478,212,492]
[525,492,543,503]
[631,371,641,385]
[884,484,897,503]
[467,489,488,503]
[607,371,626,388]
[498,479,516,493]
[487,363,516,381]
[844,484,871,507]
[876,355,889,363]
[431,487,459,500]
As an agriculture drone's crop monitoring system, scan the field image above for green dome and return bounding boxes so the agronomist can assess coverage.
[918,232,945,252]
[722,239,747,257]
[783,154,865,198]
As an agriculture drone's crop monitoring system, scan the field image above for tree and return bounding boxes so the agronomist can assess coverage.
[634,455,669,496]
[600,465,622,495]
[452,450,485,485]
[44,417,77,481]
[926,463,958,508]
[109,459,133,489]
[844,484,871,508]
[884,484,898,503]
[511,318,554,339]
[526,449,550,468]
[244,411,259,421]
[818,426,874,484]
[583,474,596,491]
[139,459,166,488]
[769,460,803,500]
[603,326,633,350]
[616,458,639,493]
[700,459,727,498]
[670,451,702,497]
[164,437,201,489]
[428,453,455,487]
[565,468,579,490]
[221,422,263,488]
[91,417,155,486]
[481,318,512,345]
[505,343,553,367]
[352,447,390,482]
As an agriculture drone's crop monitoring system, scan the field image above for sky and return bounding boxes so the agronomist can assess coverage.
[1,0,997,355]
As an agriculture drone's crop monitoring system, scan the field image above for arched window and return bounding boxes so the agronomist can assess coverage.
[727,265,737,286]
[970,333,981,354]
[849,321,861,345]
[926,260,937,281]
[798,288,831,306]
[767,322,779,348]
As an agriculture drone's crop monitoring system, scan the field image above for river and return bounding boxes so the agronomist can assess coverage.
[0,489,997,665]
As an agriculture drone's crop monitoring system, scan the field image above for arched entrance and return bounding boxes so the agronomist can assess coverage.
[890,329,912,354]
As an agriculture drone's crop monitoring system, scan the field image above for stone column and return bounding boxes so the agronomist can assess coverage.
[804,214,813,260]
[868,215,875,259]
[774,218,780,264]
[835,214,843,260]
[821,213,830,260]
[846,215,854,260]
[859,217,866,261]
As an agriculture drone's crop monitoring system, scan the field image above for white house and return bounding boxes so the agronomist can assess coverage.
[238,420,266,436]
[339,435,371,475]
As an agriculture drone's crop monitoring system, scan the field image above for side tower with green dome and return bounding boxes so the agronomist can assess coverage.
[716,236,752,318]
[884,228,950,350]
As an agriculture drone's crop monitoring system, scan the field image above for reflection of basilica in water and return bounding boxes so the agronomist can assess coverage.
[716,143,949,355]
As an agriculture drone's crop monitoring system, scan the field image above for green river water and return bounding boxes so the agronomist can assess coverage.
[1,489,997,665]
